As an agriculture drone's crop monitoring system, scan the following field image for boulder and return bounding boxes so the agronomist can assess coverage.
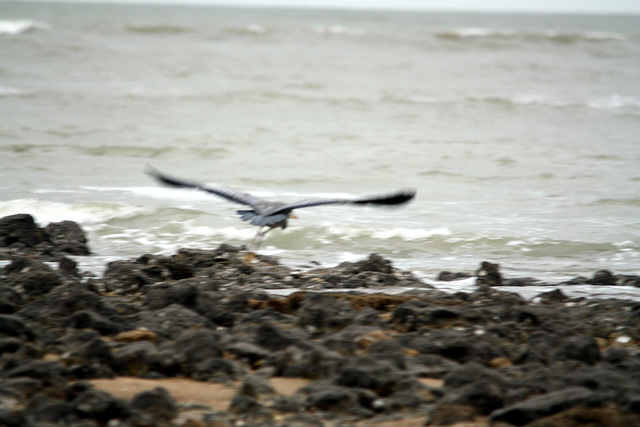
[489,387,604,426]
[0,214,45,248]
[44,220,90,255]
[130,387,178,421]
[4,257,63,297]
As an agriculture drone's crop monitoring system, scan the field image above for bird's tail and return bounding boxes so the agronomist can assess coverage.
[350,189,416,206]
[144,165,201,190]
[237,210,257,223]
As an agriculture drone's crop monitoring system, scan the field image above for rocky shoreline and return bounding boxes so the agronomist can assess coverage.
[1,214,640,426]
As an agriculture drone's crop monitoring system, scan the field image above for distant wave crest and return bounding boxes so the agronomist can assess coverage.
[383,92,640,111]
[434,27,628,43]
[0,20,50,35]
[125,23,191,34]
[0,199,153,227]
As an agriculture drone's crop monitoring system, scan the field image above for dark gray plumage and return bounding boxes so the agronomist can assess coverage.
[145,165,416,250]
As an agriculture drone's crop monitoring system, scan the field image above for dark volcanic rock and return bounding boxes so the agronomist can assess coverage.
[3,257,63,297]
[437,271,473,281]
[410,329,506,365]
[392,300,462,331]
[0,214,91,259]
[475,261,502,286]
[137,303,213,339]
[44,220,90,255]
[300,383,376,417]
[3,238,640,426]
[439,379,506,415]
[24,394,76,426]
[297,293,356,333]
[237,375,277,400]
[266,345,343,379]
[521,331,601,365]
[0,284,23,314]
[103,260,153,294]
[144,281,201,310]
[334,355,421,396]
[112,341,160,377]
[226,341,271,367]
[341,253,394,275]
[130,386,178,421]
[176,328,225,376]
[67,309,124,335]
[588,269,617,286]
[489,387,604,426]
[0,214,45,248]
[255,322,307,351]
[0,314,36,341]
[304,253,428,289]
[72,389,130,423]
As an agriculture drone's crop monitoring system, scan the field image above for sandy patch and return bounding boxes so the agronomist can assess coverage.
[90,376,311,411]
[90,376,477,426]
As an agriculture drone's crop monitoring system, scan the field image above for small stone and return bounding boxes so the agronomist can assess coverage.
[115,328,158,343]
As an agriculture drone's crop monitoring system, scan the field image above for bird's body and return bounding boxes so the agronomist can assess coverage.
[145,166,416,250]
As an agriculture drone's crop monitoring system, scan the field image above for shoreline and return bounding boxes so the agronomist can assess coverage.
[2,214,640,425]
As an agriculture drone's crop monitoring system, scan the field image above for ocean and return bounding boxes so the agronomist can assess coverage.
[1,2,639,299]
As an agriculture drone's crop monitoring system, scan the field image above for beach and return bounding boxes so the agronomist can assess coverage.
[1,2,639,289]
[1,215,640,425]
[1,3,640,424]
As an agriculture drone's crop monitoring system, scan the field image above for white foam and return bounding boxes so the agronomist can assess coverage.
[437,28,627,43]
[583,31,627,41]
[0,86,31,97]
[0,20,50,35]
[311,25,365,36]
[372,227,451,241]
[82,185,219,203]
[0,199,154,227]
[587,94,640,110]
[188,225,255,240]
[438,27,504,38]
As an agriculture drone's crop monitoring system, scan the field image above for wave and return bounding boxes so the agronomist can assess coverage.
[0,86,31,97]
[433,27,628,43]
[0,199,154,228]
[383,92,640,111]
[589,197,640,207]
[169,24,628,44]
[0,20,50,36]
[125,23,191,34]
[587,94,640,110]
[121,88,637,113]
[310,25,366,36]
[372,227,451,241]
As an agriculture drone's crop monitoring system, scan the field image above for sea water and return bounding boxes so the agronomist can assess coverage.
[1,2,639,298]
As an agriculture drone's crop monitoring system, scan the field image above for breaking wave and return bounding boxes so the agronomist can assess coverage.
[433,27,628,43]
[0,20,50,35]
[0,199,154,228]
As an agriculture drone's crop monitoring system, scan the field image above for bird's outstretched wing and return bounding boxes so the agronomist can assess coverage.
[144,165,262,207]
[277,189,416,213]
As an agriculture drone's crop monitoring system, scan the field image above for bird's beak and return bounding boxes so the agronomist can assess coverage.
[290,213,299,219]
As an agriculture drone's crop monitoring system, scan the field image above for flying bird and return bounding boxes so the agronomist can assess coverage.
[145,165,416,250]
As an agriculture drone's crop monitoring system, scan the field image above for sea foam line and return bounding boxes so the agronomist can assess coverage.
[0,199,154,227]
[0,20,50,35]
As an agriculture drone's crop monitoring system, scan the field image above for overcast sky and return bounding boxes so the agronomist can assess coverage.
[81,0,640,14]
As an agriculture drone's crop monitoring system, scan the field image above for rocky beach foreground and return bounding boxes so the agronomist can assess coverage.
[1,214,640,426]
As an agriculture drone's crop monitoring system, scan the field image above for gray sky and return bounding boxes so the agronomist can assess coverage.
[90,0,640,14]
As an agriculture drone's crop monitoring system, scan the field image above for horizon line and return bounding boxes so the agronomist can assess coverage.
[12,0,640,16]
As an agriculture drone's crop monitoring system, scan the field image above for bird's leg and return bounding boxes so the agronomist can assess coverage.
[248,227,264,252]
[244,227,264,263]
[250,226,276,252]
[249,226,272,252]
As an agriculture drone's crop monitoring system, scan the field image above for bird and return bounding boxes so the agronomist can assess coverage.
[144,165,416,251]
